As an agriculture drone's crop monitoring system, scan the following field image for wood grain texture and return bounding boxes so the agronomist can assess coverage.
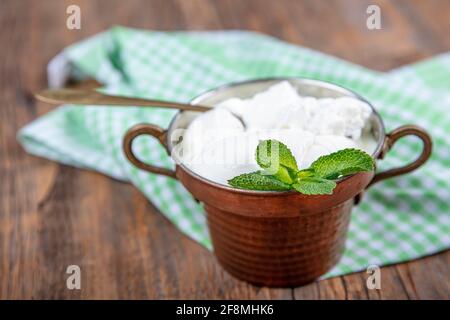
[0,0,448,299]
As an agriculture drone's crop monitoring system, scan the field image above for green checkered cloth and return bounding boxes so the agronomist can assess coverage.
[19,27,450,278]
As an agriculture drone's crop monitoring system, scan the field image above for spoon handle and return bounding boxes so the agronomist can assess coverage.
[35,89,211,112]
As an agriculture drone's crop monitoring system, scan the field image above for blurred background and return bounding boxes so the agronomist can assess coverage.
[0,0,448,299]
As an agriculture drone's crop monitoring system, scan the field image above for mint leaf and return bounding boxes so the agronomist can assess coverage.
[292,178,336,195]
[256,139,298,183]
[296,168,315,179]
[256,139,298,171]
[260,166,296,184]
[228,171,292,191]
[229,141,374,196]
[310,148,374,180]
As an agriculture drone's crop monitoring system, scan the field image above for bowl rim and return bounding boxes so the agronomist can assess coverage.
[166,77,386,195]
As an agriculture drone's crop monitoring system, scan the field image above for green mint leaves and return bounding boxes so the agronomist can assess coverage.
[228,171,292,191]
[255,139,298,184]
[310,148,374,180]
[292,178,336,195]
[228,139,375,195]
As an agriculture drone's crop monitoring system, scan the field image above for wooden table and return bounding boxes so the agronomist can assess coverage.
[1,0,448,299]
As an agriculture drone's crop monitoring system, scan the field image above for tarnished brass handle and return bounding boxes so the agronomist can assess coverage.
[368,125,432,187]
[123,123,177,179]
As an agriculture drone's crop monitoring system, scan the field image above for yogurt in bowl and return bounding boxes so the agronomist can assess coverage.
[123,77,431,287]
[174,81,377,186]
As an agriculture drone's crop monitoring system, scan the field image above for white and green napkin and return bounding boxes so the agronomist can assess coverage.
[19,26,450,278]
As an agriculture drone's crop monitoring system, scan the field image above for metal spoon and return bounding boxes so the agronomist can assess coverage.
[35,88,247,128]
[35,88,211,112]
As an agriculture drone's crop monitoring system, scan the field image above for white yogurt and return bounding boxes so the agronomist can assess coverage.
[177,81,376,185]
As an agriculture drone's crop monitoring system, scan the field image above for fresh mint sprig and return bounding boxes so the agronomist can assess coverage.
[228,139,375,195]
[228,171,292,191]
[255,139,298,184]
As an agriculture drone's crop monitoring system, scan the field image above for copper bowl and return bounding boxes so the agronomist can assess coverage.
[122,78,432,287]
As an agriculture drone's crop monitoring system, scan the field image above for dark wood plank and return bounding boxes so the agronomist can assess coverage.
[0,0,448,299]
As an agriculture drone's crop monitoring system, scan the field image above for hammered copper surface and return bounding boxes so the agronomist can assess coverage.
[205,201,352,286]
[176,168,373,287]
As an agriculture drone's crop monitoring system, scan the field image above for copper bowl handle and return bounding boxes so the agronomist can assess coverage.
[368,125,432,187]
[123,123,177,179]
